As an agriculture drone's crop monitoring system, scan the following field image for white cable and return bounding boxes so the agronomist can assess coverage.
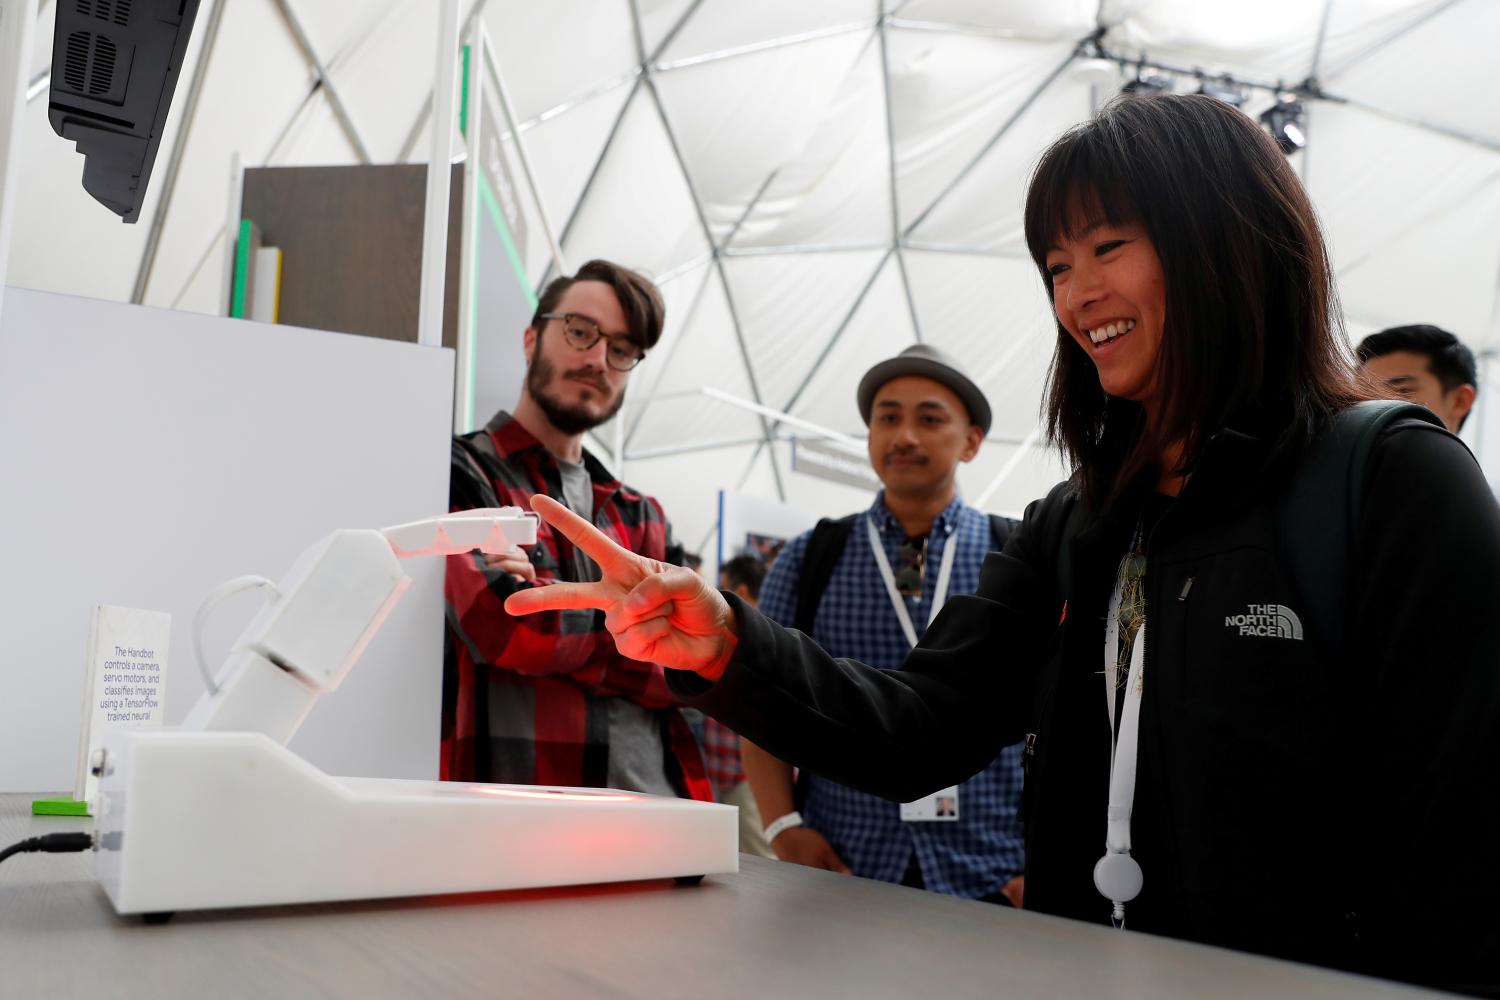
[193,575,280,695]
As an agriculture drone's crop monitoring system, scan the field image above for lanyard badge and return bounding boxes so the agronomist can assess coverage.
[1096,563,1147,928]
[866,517,958,649]
[869,517,963,824]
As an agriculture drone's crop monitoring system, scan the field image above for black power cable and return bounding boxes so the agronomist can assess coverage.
[0,833,94,865]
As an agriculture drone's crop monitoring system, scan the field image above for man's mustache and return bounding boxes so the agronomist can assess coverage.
[884,449,927,465]
[561,367,609,393]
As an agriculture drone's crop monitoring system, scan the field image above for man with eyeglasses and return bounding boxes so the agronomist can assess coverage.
[442,259,711,804]
[742,345,1027,906]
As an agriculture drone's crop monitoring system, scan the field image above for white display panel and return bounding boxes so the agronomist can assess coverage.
[0,288,455,792]
[0,0,36,324]
[715,490,818,579]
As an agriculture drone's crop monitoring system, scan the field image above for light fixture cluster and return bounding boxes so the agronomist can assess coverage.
[1259,93,1307,154]
[1196,75,1247,108]
[1095,40,1311,157]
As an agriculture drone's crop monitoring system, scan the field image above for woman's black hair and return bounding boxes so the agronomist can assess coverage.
[1023,93,1368,509]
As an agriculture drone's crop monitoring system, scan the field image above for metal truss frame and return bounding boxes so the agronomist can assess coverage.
[628,0,788,499]
[18,0,1491,512]
[613,6,1081,486]
[878,4,924,344]
[130,0,229,304]
[157,0,410,310]
[270,0,374,164]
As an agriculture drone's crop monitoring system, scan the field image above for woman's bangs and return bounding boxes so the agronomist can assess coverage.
[1025,133,1139,272]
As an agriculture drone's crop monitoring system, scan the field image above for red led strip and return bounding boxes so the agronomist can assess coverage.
[466,786,637,803]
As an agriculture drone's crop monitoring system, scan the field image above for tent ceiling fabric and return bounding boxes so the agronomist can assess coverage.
[8,0,1499,535]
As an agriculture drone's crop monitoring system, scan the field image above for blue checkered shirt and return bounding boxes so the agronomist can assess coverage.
[758,492,1026,899]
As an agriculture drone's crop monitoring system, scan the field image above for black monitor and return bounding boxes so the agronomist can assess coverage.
[47,0,202,223]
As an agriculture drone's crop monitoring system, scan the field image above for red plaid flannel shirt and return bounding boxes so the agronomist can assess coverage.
[700,717,746,800]
[442,411,711,801]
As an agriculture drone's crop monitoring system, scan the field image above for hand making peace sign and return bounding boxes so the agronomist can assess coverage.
[503,494,740,680]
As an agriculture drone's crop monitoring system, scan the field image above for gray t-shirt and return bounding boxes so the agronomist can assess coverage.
[557,459,596,570]
[556,458,675,798]
[606,700,676,797]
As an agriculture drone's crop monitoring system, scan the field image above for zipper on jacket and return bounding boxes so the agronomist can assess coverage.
[1022,731,1037,777]
[1178,576,1195,601]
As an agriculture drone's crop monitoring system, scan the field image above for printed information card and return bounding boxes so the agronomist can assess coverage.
[72,605,171,806]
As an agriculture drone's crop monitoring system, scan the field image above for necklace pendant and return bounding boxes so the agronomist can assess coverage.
[1094,851,1143,905]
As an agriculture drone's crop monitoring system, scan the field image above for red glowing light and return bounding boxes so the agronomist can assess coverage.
[466,786,638,803]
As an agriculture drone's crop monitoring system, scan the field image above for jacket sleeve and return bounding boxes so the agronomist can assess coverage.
[669,486,1069,802]
[1345,422,1500,989]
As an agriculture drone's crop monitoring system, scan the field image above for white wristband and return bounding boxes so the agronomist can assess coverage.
[762,811,804,843]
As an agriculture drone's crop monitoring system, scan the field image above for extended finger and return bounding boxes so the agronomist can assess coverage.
[504,579,613,615]
[528,495,636,577]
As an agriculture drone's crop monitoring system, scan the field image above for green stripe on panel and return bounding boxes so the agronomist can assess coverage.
[459,44,471,138]
[229,219,252,319]
[475,172,538,310]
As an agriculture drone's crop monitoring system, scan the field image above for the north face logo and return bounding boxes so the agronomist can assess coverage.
[1224,604,1304,639]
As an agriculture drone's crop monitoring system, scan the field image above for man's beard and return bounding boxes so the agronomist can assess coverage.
[527,348,626,435]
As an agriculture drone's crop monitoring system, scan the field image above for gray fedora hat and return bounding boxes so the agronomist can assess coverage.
[856,344,991,435]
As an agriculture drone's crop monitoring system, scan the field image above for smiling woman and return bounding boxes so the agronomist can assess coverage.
[1024,96,1368,506]
[504,95,1500,993]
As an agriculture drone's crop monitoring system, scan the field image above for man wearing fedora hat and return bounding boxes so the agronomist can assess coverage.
[741,345,1027,906]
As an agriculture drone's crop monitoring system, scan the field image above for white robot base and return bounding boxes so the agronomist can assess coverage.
[93,729,739,917]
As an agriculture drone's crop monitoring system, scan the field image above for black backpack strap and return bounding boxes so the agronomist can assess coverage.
[1276,400,1443,654]
[793,514,858,634]
[788,513,858,814]
[987,513,1019,553]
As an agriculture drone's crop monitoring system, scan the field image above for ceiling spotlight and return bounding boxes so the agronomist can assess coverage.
[1197,76,1246,107]
[1121,69,1171,97]
[1259,94,1306,155]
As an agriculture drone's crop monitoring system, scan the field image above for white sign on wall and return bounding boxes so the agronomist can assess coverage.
[791,437,882,492]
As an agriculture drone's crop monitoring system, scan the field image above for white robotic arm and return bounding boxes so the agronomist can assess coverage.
[181,508,538,745]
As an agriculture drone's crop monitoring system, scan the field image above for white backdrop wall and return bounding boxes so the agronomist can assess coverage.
[0,289,454,793]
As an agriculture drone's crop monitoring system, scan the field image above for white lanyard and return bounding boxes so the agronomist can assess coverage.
[1094,579,1146,929]
[866,517,957,649]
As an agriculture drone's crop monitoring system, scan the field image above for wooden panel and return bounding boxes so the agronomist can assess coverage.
[240,164,463,344]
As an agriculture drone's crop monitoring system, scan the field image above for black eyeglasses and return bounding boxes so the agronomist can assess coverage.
[895,537,926,596]
[539,312,647,372]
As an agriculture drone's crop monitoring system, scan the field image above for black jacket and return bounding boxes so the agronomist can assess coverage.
[672,420,1500,993]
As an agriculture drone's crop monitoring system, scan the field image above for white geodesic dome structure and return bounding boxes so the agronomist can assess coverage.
[8,0,1500,550]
